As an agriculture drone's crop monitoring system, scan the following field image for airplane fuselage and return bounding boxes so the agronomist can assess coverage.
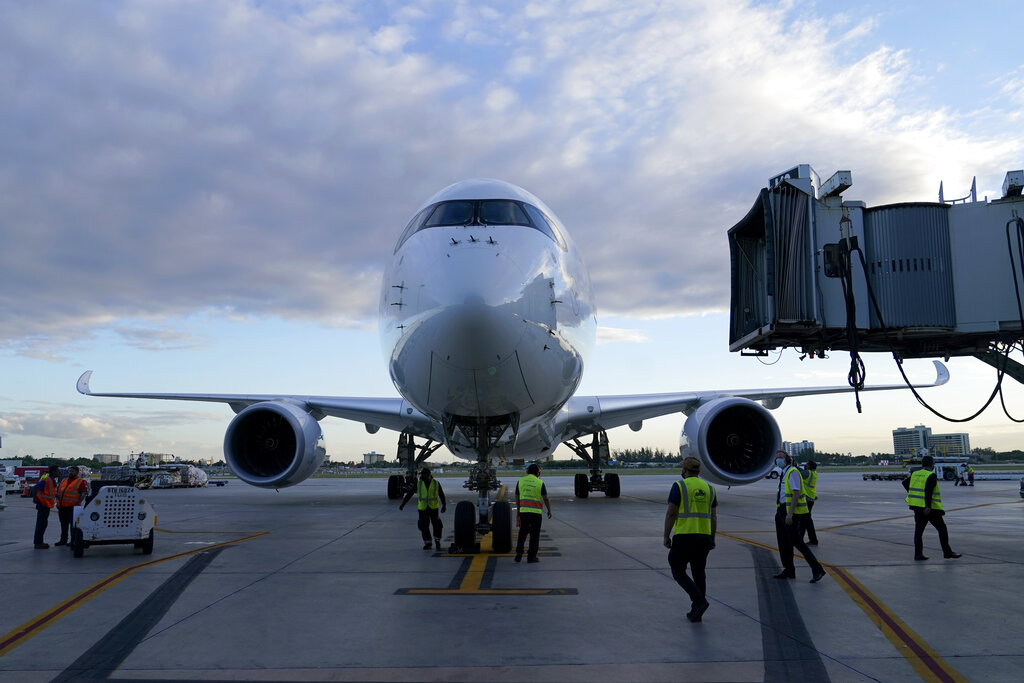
[379,180,596,460]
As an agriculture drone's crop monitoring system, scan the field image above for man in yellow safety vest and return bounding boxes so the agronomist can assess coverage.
[663,456,717,622]
[515,463,552,564]
[774,451,826,583]
[399,468,447,550]
[902,455,961,561]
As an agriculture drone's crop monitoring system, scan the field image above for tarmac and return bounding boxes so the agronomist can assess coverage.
[1,471,1022,682]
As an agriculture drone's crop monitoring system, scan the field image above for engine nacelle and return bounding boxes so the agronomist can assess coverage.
[224,401,326,489]
[679,397,781,486]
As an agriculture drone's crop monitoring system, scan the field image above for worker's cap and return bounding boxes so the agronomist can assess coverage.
[420,467,431,476]
[807,461,817,469]
[921,455,934,467]
[526,463,540,475]
[681,456,701,473]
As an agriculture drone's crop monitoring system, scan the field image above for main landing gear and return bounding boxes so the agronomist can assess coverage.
[564,431,620,499]
[386,432,443,501]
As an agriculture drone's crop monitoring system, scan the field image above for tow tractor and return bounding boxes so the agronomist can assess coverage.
[70,483,156,558]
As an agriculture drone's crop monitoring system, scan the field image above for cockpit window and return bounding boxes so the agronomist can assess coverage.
[394,199,568,252]
[424,200,474,227]
[479,200,531,226]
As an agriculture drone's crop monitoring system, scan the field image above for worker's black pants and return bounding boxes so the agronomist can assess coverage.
[913,508,953,556]
[417,507,442,542]
[58,506,75,543]
[668,534,712,604]
[800,499,818,544]
[34,503,51,545]
[775,506,823,576]
[516,512,542,560]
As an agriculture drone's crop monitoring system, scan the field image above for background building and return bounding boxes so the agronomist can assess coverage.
[892,425,970,456]
[363,451,385,465]
[782,440,815,458]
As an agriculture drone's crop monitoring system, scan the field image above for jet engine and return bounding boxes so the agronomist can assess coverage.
[224,400,326,489]
[679,397,781,486]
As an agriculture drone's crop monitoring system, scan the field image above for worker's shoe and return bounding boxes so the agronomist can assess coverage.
[527,557,540,564]
[54,540,68,546]
[773,571,795,579]
[943,552,962,559]
[687,598,709,623]
[434,538,441,550]
[514,554,522,563]
[810,570,827,584]
[34,543,49,549]
[807,540,818,546]
[914,555,929,561]
[423,541,433,550]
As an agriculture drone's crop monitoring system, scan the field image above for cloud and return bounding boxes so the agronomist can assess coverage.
[596,326,649,345]
[1,1,1021,357]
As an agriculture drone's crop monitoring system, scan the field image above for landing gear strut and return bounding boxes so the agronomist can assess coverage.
[565,431,620,498]
[386,432,442,500]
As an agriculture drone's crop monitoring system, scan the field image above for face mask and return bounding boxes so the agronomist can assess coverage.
[775,458,785,467]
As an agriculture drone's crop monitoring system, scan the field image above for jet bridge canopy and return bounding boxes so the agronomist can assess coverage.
[728,165,1024,359]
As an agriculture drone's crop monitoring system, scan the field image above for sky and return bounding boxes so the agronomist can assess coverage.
[3,0,1024,465]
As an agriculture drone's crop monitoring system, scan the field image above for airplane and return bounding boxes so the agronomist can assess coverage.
[77,178,949,552]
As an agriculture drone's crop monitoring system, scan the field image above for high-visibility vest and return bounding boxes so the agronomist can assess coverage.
[906,469,943,510]
[517,474,544,515]
[417,479,439,511]
[672,477,715,536]
[802,470,818,501]
[781,466,808,514]
[36,477,56,509]
[56,477,90,508]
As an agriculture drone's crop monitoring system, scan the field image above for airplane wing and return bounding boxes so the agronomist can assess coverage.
[560,360,949,438]
[76,371,440,439]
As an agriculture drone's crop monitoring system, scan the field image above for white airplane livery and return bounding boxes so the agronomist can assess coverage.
[78,179,948,551]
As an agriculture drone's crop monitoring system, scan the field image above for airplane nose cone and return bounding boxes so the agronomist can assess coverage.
[426,246,526,309]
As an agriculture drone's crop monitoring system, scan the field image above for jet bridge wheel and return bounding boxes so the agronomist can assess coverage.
[386,475,403,500]
[454,501,476,550]
[574,473,589,498]
[491,501,512,554]
[604,473,620,498]
[71,528,84,558]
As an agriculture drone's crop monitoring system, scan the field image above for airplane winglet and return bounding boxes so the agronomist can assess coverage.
[77,370,93,395]
[932,360,950,386]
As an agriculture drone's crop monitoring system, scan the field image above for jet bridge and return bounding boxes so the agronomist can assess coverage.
[728,164,1024,379]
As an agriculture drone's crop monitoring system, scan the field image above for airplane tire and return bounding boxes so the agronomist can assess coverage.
[454,501,476,550]
[141,528,154,555]
[71,528,84,558]
[574,473,589,498]
[387,475,403,500]
[491,501,512,554]
[605,473,620,498]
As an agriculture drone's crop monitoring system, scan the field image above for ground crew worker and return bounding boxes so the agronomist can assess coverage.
[774,451,827,583]
[968,464,975,486]
[515,463,552,563]
[663,456,717,623]
[32,465,60,549]
[399,468,447,550]
[800,461,819,546]
[55,466,90,547]
[902,455,961,561]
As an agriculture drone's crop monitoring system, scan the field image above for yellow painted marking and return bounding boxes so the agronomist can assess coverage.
[720,530,966,682]
[0,530,268,657]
